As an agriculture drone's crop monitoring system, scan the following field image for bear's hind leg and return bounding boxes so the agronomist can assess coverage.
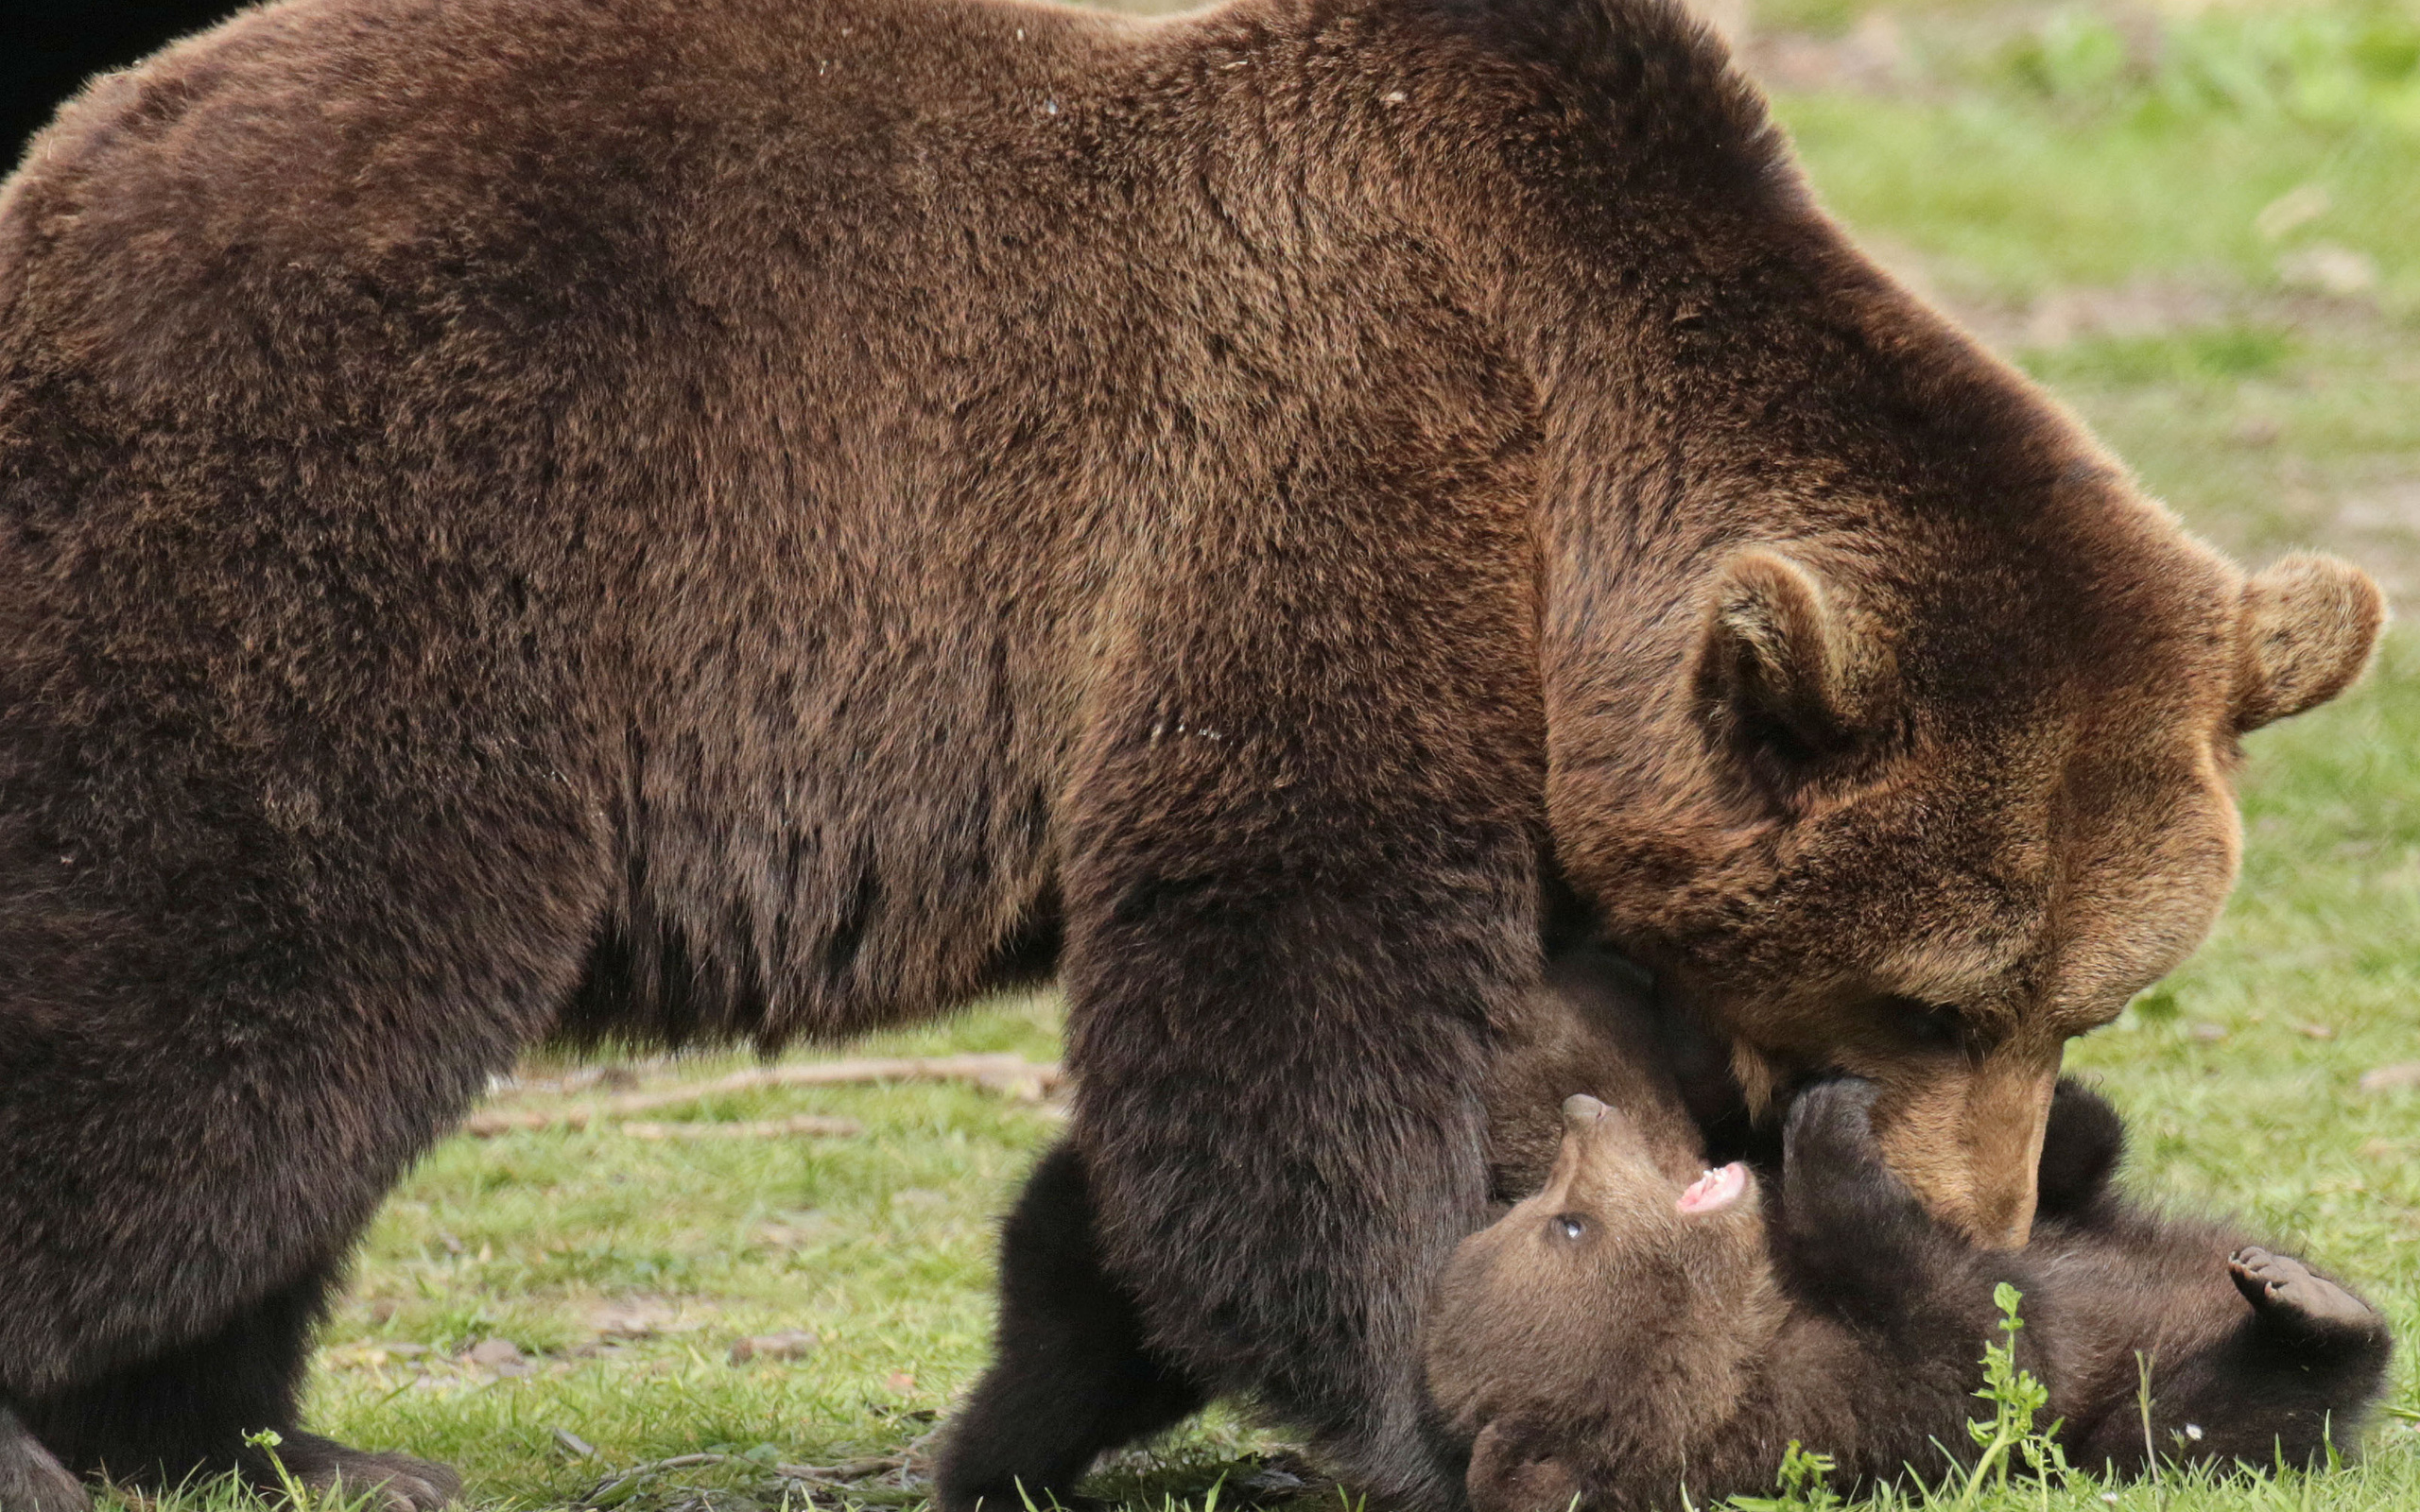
[21,1256,458,1509]
[0,1407,89,1512]
[936,1143,1205,1512]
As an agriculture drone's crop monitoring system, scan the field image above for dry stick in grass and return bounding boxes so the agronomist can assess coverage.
[461,1053,1065,1137]
[618,1114,863,1140]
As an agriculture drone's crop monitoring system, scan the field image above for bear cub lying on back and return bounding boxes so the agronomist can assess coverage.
[1430,954,2393,1512]
[941,949,2391,1512]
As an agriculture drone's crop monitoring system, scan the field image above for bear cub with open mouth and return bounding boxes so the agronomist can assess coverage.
[1429,953,2394,1512]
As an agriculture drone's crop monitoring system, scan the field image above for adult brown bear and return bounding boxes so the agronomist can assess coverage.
[0,0,2384,1505]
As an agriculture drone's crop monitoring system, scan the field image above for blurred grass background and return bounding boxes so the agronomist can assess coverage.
[45,0,2420,1508]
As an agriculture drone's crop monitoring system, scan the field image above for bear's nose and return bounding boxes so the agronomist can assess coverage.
[1562,1093,1607,1133]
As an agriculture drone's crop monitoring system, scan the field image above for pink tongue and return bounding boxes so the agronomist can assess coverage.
[1677,1162,1748,1214]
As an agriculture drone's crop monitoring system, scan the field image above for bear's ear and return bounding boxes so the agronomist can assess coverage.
[1696,549,1893,771]
[2232,554,2386,733]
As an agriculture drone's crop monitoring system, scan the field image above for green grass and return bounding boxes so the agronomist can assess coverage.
[87,1,2420,1509]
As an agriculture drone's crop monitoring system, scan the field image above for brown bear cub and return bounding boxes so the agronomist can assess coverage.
[1427,958,2393,1512]
[943,952,2389,1512]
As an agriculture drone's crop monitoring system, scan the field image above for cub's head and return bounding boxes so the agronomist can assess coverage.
[1551,486,2384,1249]
[1427,1093,1774,1443]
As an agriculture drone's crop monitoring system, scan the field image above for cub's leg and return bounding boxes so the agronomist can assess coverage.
[2228,1246,2387,1346]
[18,1257,458,1510]
[937,1143,1205,1512]
[2159,1247,2388,1470]
[2065,1244,2390,1475]
[2024,1083,2391,1475]
[1758,1078,2059,1492]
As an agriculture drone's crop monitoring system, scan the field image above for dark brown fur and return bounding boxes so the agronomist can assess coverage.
[957,956,2388,1509]
[0,0,2382,1503]
[1425,995,2391,1511]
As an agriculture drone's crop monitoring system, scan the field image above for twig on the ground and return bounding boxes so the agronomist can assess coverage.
[463,1054,1063,1137]
[619,1114,862,1141]
[583,1453,746,1507]
[489,1058,670,1097]
[774,1454,903,1484]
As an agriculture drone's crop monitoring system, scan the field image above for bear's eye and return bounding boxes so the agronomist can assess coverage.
[1878,996,1963,1051]
[1551,1214,1587,1242]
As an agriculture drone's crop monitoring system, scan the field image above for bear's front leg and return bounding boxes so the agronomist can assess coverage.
[1030,564,1542,1507]
[1057,811,1532,1511]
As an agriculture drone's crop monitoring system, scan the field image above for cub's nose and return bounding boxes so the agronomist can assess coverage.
[1562,1093,1608,1134]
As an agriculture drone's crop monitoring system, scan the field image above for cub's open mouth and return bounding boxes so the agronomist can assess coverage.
[1678,1162,1748,1215]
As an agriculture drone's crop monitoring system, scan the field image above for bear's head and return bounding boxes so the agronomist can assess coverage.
[1547,471,2384,1248]
[1427,1093,1779,1504]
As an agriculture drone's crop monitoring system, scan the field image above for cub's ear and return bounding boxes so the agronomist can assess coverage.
[1696,549,1893,765]
[1467,1419,1583,1512]
[2233,554,2386,732]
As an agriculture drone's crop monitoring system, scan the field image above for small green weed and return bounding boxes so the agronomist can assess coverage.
[1958,1284,2070,1509]
[1730,1440,1847,1511]
[1723,1287,2069,1512]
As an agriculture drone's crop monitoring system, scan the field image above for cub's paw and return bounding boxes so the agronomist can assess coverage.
[273,1434,460,1511]
[2230,1247,2387,1348]
[0,1410,91,1512]
[1781,1077,1925,1235]
[2035,1077,2125,1218]
[1782,1077,1886,1176]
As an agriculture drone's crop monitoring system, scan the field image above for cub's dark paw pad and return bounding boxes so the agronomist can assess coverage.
[276,1436,460,1512]
[2230,1246,2385,1344]
[1782,1076,1884,1165]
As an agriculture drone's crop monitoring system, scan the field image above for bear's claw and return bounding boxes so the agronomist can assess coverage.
[277,1434,461,1511]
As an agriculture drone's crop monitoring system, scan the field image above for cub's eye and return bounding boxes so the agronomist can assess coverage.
[1551,1214,1587,1242]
